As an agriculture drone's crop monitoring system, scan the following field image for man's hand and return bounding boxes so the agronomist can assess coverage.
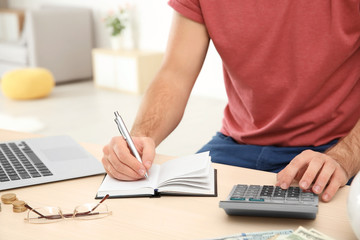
[276,150,349,202]
[101,136,155,181]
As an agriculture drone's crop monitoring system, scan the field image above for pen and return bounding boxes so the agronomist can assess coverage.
[114,111,148,178]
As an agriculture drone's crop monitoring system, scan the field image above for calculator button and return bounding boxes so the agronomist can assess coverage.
[260,185,274,197]
[249,198,265,202]
[302,198,315,202]
[245,185,260,197]
[230,197,246,201]
[286,197,300,202]
[273,187,286,197]
[302,197,315,203]
[235,184,248,189]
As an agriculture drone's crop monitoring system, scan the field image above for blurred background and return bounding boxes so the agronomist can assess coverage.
[0,0,227,157]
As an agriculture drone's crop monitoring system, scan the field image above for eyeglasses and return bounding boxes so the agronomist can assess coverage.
[24,194,111,224]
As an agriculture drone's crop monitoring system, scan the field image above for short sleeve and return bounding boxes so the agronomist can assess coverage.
[168,0,204,24]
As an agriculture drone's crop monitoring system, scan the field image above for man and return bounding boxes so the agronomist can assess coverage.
[101,1,360,202]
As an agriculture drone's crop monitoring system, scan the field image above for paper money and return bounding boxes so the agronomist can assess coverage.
[308,228,335,240]
[283,226,334,240]
[273,235,294,240]
[283,234,305,240]
[206,229,294,240]
[206,226,335,240]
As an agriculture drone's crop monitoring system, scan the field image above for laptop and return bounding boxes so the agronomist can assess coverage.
[0,135,105,191]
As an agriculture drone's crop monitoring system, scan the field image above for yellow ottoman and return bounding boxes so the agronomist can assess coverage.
[1,68,55,100]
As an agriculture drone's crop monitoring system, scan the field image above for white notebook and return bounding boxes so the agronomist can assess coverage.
[96,151,217,198]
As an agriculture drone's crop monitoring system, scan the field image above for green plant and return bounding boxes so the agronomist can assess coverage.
[104,8,127,37]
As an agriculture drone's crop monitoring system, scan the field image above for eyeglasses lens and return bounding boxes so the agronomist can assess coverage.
[74,203,110,220]
[27,207,63,224]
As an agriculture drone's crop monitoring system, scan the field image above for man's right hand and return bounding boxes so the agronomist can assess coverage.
[101,136,156,181]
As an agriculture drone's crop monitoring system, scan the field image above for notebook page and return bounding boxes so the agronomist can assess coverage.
[157,167,215,194]
[161,163,212,186]
[97,164,160,196]
[156,152,210,186]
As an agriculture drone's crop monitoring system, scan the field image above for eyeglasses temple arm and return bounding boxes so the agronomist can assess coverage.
[24,203,47,218]
[90,194,110,212]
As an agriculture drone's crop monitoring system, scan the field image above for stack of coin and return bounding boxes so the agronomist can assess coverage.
[12,200,27,213]
[1,193,17,204]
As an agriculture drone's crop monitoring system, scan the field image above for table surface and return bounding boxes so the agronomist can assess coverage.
[0,129,356,240]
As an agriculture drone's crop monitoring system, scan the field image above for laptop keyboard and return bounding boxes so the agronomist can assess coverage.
[0,142,53,182]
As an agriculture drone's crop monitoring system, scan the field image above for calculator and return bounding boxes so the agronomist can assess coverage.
[219,184,318,219]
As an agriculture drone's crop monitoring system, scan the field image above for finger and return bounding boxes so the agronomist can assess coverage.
[277,154,311,189]
[112,137,147,178]
[311,161,337,194]
[321,167,347,202]
[101,156,136,181]
[102,144,109,155]
[294,167,306,182]
[103,137,146,179]
[134,137,155,170]
[321,173,342,202]
[299,157,325,190]
[277,164,298,189]
[108,148,145,179]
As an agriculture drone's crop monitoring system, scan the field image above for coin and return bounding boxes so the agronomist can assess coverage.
[12,200,27,213]
[12,200,25,207]
[13,207,27,213]
[1,193,17,204]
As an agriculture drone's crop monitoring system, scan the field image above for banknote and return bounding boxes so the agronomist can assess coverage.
[206,229,294,240]
[308,228,335,240]
[205,226,335,240]
[283,226,334,240]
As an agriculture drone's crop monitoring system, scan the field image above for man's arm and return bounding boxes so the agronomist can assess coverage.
[131,12,210,145]
[101,12,210,181]
[277,119,360,202]
[326,119,360,177]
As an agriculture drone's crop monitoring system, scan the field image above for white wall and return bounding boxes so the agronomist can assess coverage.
[8,0,226,100]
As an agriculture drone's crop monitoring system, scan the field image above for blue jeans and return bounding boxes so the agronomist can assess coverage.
[197,132,338,173]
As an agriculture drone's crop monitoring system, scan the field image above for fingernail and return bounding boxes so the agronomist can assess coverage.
[313,185,321,193]
[300,181,308,189]
[280,183,287,189]
[145,161,151,168]
[322,193,329,201]
[138,169,145,176]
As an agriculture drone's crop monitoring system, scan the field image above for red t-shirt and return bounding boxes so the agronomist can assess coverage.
[169,0,360,147]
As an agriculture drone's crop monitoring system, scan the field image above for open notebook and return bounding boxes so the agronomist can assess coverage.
[96,151,217,198]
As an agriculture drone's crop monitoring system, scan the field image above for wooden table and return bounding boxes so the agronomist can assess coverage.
[0,129,356,239]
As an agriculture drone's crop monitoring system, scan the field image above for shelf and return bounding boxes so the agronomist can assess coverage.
[92,48,163,94]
